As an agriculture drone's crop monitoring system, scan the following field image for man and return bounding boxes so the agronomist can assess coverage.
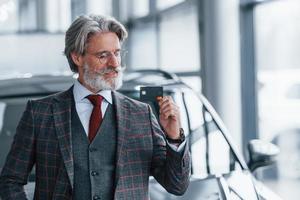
[0,14,190,199]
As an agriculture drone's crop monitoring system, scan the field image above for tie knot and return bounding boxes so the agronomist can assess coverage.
[87,95,103,106]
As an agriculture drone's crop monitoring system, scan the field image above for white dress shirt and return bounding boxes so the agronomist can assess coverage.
[73,79,112,135]
[72,79,186,151]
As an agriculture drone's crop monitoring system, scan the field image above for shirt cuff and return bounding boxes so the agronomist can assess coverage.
[166,140,187,152]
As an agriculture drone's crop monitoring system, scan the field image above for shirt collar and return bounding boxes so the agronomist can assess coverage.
[73,79,113,104]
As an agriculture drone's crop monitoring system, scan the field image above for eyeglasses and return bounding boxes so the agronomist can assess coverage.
[86,50,127,65]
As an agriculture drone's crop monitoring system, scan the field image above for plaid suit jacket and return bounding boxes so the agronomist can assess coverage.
[0,87,190,200]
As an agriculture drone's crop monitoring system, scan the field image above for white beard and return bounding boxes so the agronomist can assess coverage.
[82,63,123,91]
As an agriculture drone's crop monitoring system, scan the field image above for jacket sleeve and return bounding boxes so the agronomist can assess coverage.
[148,105,191,196]
[0,100,36,200]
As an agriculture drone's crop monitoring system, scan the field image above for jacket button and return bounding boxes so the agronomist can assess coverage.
[93,195,100,200]
[91,171,98,176]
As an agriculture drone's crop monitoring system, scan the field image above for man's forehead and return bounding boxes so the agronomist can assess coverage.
[88,32,119,42]
[86,32,121,52]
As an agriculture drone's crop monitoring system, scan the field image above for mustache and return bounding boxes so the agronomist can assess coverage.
[94,66,125,76]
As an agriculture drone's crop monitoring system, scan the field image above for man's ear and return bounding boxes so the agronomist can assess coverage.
[70,52,83,67]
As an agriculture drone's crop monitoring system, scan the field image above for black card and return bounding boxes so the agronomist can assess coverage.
[140,86,163,118]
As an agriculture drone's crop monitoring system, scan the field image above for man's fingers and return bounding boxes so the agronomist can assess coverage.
[162,110,178,119]
[158,96,174,110]
[158,96,172,105]
[160,104,179,114]
[157,96,180,119]
[156,96,163,101]
[160,107,179,119]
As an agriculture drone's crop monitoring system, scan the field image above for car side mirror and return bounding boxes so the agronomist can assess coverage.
[247,139,280,172]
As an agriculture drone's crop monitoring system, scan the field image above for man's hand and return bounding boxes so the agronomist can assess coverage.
[158,96,181,139]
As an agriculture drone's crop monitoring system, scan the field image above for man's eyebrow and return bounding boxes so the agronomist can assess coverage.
[95,50,109,55]
[94,49,121,55]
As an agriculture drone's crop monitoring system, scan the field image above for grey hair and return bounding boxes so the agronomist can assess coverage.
[64,14,128,73]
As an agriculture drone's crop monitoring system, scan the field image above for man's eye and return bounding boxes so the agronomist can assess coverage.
[98,53,108,59]
[114,51,121,57]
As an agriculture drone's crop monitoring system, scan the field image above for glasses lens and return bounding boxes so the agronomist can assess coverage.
[96,50,128,66]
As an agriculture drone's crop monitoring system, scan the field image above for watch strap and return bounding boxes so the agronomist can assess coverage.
[166,128,185,143]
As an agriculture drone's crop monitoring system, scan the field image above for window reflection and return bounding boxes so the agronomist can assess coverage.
[180,76,201,93]
[129,21,158,69]
[87,0,112,16]
[131,0,149,17]
[160,5,200,72]
[157,0,185,10]
[0,0,18,32]
[0,0,73,33]
[255,0,300,199]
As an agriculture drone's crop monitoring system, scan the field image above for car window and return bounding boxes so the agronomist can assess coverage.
[183,91,204,131]
[0,98,29,170]
[184,92,242,178]
[203,110,241,174]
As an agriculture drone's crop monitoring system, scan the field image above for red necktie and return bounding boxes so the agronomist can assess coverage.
[87,95,103,142]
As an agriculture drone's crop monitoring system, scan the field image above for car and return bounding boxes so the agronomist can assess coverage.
[0,69,281,199]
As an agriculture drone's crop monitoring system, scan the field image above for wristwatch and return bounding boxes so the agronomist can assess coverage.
[166,128,185,143]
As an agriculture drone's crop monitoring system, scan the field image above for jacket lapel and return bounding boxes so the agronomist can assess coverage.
[112,91,131,188]
[53,86,74,189]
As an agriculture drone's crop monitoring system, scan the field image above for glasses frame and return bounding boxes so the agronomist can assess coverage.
[85,49,128,65]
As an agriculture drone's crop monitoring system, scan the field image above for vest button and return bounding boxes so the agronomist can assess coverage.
[89,148,97,152]
[91,171,98,176]
[93,195,100,200]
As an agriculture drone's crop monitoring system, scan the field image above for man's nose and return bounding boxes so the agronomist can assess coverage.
[107,54,120,67]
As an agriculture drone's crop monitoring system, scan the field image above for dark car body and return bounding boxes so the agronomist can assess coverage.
[0,70,281,199]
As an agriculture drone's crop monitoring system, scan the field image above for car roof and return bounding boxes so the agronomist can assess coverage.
[0,70,189,98]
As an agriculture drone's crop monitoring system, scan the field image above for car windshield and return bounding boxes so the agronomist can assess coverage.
[183,91,243,178]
